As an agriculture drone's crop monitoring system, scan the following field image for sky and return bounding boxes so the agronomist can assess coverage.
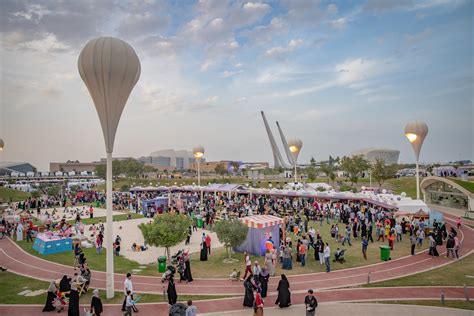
[0,0,473,171]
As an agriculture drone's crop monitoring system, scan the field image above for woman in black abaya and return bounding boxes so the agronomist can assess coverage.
[259,267,270,298]
[275,274,291,308]
[67,285,80,316]
[183,251,193,282]
[242,276,255,307]
[167,276,178,305]
[200,241,208,261]
[42,280,57,312]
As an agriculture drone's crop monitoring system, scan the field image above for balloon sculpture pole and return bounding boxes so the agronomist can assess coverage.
[193,146,205,207]
[404,121,428,200]
[79,37,141,299]
[288,139,303,187]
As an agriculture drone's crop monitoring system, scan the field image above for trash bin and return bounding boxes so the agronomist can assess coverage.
[158,256,167,273]
[380,245,391,261]
[197,218,203,228]
[95,201,100,207]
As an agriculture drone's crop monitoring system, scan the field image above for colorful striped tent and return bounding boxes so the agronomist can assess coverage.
[236,215,283,256]
[239,215,284,228]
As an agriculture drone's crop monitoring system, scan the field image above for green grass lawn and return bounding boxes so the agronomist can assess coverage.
[451,178,474,193]
[0,271,232,304]
[386,177,417,198]
[16,219,427,278]
[189,221,429,278]
[0,186,31,202]
[65,212,143,225]
[375,300,474,311]
[365,253,474,287]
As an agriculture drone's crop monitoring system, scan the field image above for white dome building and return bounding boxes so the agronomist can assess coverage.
[350,148,400,165]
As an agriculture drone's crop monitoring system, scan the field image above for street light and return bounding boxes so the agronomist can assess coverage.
[288,138,303,185]
[78,37,141,299]
[404,121,428,200]
[193,146,205,206]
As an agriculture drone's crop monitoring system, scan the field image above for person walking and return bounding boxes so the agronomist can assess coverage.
[123,290,136,316]
[342,225,352,246]
[243,276,255,307]
[324,243,330,273]
[243,251,253,279]
[275,274,291,308]
[205,234,211,255]
[122,273,133,312]
[299,242,307,267]
[167,276,178,306]
[304,289,318,316]
[254,289,264,316]
[186,300,197,316]
[410,233,416,255]
[68,283,80,316]
[42,280,57,312]
[361,236,368,260]
[90,289,103,316]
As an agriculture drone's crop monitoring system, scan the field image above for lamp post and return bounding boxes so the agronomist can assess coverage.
[193,146,205,206]
[78,37,141,299]
[404,121,428,200]
[288,138,303,185]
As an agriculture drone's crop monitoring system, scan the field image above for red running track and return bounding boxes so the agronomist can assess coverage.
[0,211,472,315]
[1,212,471,296]
[0,286,472,316]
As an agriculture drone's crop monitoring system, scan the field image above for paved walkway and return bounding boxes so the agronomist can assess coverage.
[0,287,472,315]
[0,211,473,314]
[205,302,474,316]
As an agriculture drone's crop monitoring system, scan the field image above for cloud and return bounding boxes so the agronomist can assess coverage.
[327,4,338,15]
[330,17,347,29]
[265,39,304,57]
[244,17,288,43]
[363,0,414,13]
[118,12,170,37]
[222,70,243,78]
[204,95,219,103]
[18,33,69,53]
[405,28,432,46]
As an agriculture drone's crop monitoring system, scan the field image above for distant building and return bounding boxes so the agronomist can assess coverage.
[50,160,101,173]
[0,162,37,176]
[190,161,269,173]
[138,149,199,171]
[350,148,400,165]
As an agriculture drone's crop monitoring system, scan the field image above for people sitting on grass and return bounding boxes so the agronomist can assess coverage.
[229,268,240,281]
[131,242,148,252]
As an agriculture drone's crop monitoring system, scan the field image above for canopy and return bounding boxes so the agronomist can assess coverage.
[240,215,284,228]
[236,215,283,256]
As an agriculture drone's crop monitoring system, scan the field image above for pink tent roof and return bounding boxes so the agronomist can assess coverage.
[239,215,283,229]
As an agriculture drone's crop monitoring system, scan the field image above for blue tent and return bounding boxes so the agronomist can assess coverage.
[141,197,169,215]
[235,215,283,256]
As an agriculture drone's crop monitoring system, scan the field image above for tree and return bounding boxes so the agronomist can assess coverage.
[139,213,191,262]
[95,164,106,179]
[214,219,248,259]
[215,163,228,177]
[31,190,41,199]
[306,167,316,181]
[310,156,316,167]
[319,162,336,184]
[371,159,397,188]
[340,155,370,187]
[230,161,240,174]
[47,185,60,197]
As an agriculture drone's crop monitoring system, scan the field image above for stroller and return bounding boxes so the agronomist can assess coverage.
[169,303,187,316]
[333,249,346,263]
